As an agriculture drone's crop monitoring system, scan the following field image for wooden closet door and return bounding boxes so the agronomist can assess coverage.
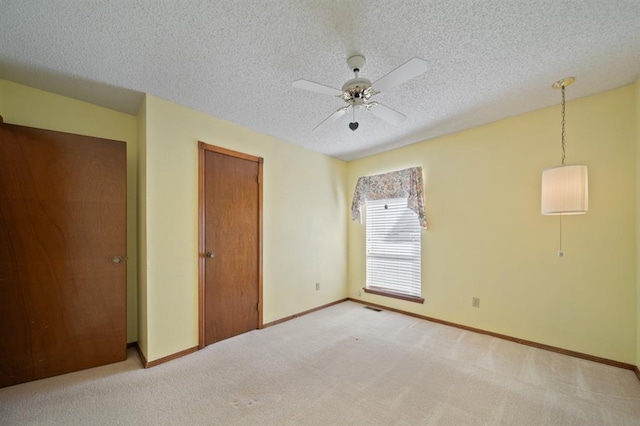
[200,144,262,346]
[0,122,127,387]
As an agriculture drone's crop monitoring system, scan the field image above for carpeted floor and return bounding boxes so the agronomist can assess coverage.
[1,301,639,425]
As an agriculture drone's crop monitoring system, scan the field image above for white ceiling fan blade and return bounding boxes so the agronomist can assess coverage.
[313,106,349,131]
[366,103,407,125]
[371,58,428,92]
[292,79,343,97]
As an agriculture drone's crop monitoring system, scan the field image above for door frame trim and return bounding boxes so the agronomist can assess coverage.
[197,142,264,349]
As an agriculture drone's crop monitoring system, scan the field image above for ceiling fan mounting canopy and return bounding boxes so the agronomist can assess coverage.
[347,54,366,72]
[292,54,428,131]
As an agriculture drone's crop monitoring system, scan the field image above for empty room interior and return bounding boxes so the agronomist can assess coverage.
[1,1,640,424]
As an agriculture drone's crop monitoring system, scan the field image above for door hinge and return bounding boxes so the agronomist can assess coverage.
[257,175,260,184]
[257,303,260,312]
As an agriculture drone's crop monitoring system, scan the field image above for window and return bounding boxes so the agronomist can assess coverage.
[365,198,423,303]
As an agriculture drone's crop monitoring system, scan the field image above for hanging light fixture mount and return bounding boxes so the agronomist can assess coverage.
[551,77,575,90]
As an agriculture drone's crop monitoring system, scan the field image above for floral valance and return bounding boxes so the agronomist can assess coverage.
[351,167,427,228]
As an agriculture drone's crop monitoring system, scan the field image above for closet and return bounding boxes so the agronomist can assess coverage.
[0,118,127,387]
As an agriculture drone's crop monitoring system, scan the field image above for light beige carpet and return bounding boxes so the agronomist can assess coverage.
[1,301,639,425]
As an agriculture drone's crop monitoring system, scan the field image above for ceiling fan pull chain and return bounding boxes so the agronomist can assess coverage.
[349,106,359,131]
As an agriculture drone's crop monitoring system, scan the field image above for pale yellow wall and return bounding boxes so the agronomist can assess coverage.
[348,85,637,364]
[0,79,139,343]
[636,77,640,368]
[141,95,347,362]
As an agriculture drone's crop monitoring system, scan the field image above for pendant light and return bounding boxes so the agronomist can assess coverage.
[541,77,588,256]
[541,77,588,215]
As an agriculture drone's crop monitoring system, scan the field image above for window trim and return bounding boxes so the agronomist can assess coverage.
[363,287,425,304]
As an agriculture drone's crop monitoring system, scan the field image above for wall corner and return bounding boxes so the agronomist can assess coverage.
[136,94,149,361]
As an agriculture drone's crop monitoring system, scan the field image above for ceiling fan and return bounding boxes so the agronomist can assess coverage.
[292,55,428,131]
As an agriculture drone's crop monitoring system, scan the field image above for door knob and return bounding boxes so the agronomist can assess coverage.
[206,252,216,259]
[111,256,125,264]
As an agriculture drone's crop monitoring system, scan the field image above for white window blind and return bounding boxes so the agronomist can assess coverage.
[366,198,421,297]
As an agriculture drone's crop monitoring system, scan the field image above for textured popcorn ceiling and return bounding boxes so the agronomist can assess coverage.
[1,1,639,161]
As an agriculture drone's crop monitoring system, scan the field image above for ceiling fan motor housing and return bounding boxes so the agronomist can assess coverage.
[341,77,377,106]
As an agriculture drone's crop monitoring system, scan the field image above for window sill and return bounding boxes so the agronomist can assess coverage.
[363,288,424,304]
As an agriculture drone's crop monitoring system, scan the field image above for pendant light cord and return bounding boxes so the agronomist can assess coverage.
[552,78,576,257]
[558,214,563,256]
[561,85,566,166]
[558,84,566,257]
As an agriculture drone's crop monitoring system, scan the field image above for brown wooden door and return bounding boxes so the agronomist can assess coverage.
[0,121,127,387]
[199,143,262,346]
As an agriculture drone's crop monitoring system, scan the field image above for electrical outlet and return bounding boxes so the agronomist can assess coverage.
[315,282,320,291]
[472,297,480,308]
